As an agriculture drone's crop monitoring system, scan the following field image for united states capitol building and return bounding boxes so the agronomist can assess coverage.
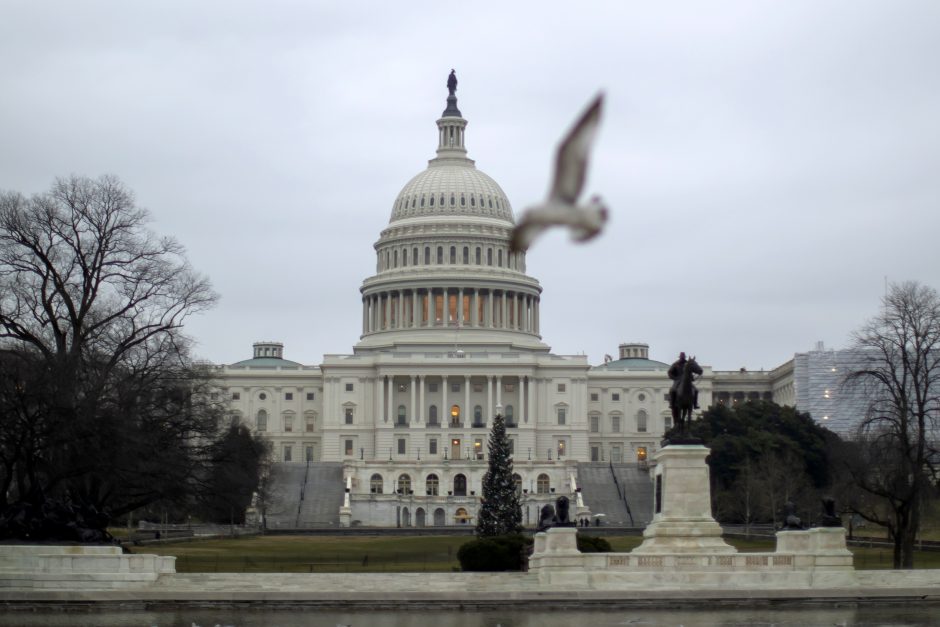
[215,80,855,528]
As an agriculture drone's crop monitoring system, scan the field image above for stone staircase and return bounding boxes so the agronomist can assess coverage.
[265,462,345,529]
[576,462,653,527]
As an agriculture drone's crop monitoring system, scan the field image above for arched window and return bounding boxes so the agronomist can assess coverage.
[470,195,475,207]
[455,507,469,524]
[450,404,460,427]
[397,404,407,426]
[411,196,416,208]
[487,249,493,266]
[450,193,455,207]
[453,473,467,496]
[637,410,648,433]
[504,404,514,426]
[370,473,383,494]
[428,404,439,426]
[537,474,550,494]
[475,247,481,265]
[426,474,439,496]
[424,247,430,265]
[498,249,503,267]
[420,195,425,207]
[460,194,466,206]
[429,194,434,207]
[437,246,443,264]
[463,247,469,264]
[440,194,445,206]
[513,473,523,496]
[473,405,482,426]
[449,246,456,264]
[256,409,267,431]
[397,474,412,494]
[413,247,419,265]
[402,248,408,266]
[393,250,398,267]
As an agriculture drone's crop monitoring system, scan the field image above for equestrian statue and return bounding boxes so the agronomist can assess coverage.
[667,352,702,438]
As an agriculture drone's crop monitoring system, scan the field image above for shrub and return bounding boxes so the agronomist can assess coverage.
[457,534,532,571]
[576,534,612,553]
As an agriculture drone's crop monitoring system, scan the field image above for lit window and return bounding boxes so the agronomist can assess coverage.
[557,440,566,458]
[636,447,647,462]
[474,438,483,460]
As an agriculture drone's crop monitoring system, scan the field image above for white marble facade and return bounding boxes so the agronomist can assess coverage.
[216,83,796,526]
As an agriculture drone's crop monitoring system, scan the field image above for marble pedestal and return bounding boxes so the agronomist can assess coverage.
[633,444,735,554]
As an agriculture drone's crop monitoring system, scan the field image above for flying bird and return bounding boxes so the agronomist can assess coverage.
[509,93,608,253]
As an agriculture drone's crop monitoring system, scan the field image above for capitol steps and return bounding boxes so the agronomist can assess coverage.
[576,462,653,527]
[265,462,345,529]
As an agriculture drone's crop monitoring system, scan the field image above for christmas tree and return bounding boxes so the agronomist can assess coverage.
[476,406,522,537]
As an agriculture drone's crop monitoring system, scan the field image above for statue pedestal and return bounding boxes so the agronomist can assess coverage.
[633,445,734,554]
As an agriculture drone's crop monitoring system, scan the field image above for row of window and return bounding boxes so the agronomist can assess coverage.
[589,392,648,402]
[254,410,317,432]
[396,192,505,213]
[393,404,514,426]
[230,391,317,401]
[588,411,661,433]
[380,244,522,272]
[371,472,552,495]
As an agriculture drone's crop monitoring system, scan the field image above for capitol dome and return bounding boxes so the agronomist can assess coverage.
[357,73,545,353]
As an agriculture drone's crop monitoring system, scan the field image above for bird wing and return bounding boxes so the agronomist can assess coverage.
[509,211,551,253]
[548,93,604,206]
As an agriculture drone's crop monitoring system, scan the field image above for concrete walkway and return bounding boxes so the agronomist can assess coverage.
[3,570,940,608]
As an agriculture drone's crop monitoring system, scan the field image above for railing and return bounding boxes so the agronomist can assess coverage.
[609,460,635,526]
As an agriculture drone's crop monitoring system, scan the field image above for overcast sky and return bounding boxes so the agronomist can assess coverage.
[2,1,938,371]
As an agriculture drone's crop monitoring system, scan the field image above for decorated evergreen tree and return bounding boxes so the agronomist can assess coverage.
[476,406,522,537]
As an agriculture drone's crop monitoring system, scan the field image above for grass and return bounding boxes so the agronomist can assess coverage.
[131,533,940,573]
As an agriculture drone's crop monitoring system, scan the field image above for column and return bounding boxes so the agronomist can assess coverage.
[410,375,417,423]
[426,290,432,328]
[458,288,464,325]
[419,375,426,423]
[528,375,536,424]
[534,298,540,334]
[442,287,448,325]
[472,289,479,327]
[515,294,521,330]
[386,375,393,425]
[502,293,508,329]
[397,290,403,328]
[487,290,494,328]
[412,289,419,328]
[464,375,471,425]
[496,375,502,407]
[384,293,391,330]
[362,298,367,334]
[442,375,449,425]
[379,376,386,423]
[487,376,493,418]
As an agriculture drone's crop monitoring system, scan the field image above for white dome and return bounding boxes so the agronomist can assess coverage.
[390,164,514,224]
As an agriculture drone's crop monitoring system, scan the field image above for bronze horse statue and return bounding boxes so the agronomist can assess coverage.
[671,355,702,435]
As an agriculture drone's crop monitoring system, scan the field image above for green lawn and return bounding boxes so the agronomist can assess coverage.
[132,533,940,573]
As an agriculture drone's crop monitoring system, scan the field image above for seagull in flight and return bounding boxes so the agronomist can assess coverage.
[510,93,607,253]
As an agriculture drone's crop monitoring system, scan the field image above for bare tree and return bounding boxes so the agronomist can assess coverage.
[0,175,218,527]
[844,281,940,568]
